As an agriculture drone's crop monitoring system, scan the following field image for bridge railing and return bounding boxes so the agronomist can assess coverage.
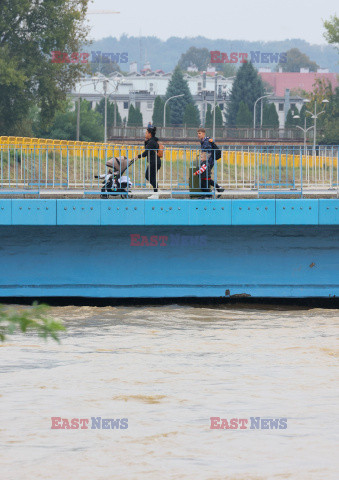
[0,138,338,196]
[108,126,313,141]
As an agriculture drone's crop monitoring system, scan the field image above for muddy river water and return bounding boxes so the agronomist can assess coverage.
[1,303,338,479]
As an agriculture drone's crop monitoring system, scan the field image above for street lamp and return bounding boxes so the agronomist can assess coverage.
[75,77,122,142]
[93,76,123,142]
[75,81,95,141]
[305,99,329,154]
[199,88,209,127]
[253,93,273,129]
[293,115,314,152]
[103,79,123,143]
[163,94,184,128]
[103,79,108,143]
[212,76,218,139]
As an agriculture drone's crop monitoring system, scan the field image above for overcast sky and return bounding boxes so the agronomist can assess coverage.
[88,0,337,44]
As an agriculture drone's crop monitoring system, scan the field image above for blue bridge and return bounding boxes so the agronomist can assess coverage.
[0,198,338,298]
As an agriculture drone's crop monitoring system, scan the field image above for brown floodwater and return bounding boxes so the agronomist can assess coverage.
[1,303,338,479]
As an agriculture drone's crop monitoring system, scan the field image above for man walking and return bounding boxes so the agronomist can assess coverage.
[194,128,224,196]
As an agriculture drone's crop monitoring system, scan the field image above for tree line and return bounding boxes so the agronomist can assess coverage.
[0,2,337,143]
[90,35,339,74]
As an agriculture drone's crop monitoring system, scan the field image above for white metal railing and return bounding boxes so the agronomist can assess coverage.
[0,144,338,196]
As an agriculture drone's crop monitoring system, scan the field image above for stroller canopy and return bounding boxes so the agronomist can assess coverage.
[106,156,129,174]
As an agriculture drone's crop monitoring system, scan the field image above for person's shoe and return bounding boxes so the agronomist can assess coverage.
[217,187,225,198]
[148,192,159,199]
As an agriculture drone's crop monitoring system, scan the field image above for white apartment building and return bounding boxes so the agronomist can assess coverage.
[71,63,306,128]
[71,64,234,126]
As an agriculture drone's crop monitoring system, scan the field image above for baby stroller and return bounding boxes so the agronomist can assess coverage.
[98,156,135,199]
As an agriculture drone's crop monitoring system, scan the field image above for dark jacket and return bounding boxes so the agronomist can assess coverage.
[200,136,214,154]
[200,136,219,171]
[139,136,159,164]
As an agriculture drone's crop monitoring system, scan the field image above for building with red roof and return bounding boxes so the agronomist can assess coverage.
[259,70,338,96]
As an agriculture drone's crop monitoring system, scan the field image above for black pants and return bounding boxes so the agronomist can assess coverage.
[146,158,161,192]
[199,157,221,193]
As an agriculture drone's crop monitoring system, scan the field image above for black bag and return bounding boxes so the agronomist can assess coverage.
[210,141,222,160]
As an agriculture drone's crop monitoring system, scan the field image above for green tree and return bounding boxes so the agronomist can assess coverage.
[0,303,65,343]
[299,104,312,129]
[46,109,75,140]
[319,87,339,145]
[302,78,334,131]
[152,96,164,125]
[79,100,104,141]
[277,48,319,72]
[183,103,200,127]
[165,66,194,125]
[152,96,170,127]
[205,104,213,128]
[215,105,223,126]
[0,0,90,136]
[135,107,143,126]
[323,15,339,50]
[226,62,265,126]
[216,63,237,78]
[236,101,252,127]
[262,103,279,127]
[43,100,103,142]
[127,104,136,126]
[95,98,122,127]
[178,47,211,71]
[262,104,270,127]
[285,106,300,127]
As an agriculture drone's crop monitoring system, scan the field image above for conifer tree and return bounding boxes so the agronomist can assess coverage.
[262,103,279,127]
[152,96,164,126]
[205,104,213,128]
[236,101,252,127]
[127,104,136,126]
[134,107,143,127]
[215,105,224,127]
[299,104,312,128]
[285,106,300,127]
[165,66,194,125]
[95,99,122,127]
[151,96,171,126]
[183,103,201,127]
[226,62,265,126]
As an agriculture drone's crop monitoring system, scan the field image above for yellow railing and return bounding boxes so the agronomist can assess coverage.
[0,136,337,167]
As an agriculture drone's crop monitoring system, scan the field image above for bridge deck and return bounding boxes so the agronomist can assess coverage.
[0,188,337,199]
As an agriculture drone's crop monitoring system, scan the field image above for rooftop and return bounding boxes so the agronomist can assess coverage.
[259,71,338,96]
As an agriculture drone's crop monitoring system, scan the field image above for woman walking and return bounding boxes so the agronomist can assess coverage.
[138,125,161,199]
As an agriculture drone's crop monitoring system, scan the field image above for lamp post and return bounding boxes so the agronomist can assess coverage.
[305,99,329,155]
[293,115,314,152]
[93,76,123,142]
[76,97,80,141]
[212,76,217,139]
[253,93,273,131]
[103,79,108,143]
[103,79,123,143]
[75,81,95,141]
[163,94,184,129]
[75,77,122,142]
